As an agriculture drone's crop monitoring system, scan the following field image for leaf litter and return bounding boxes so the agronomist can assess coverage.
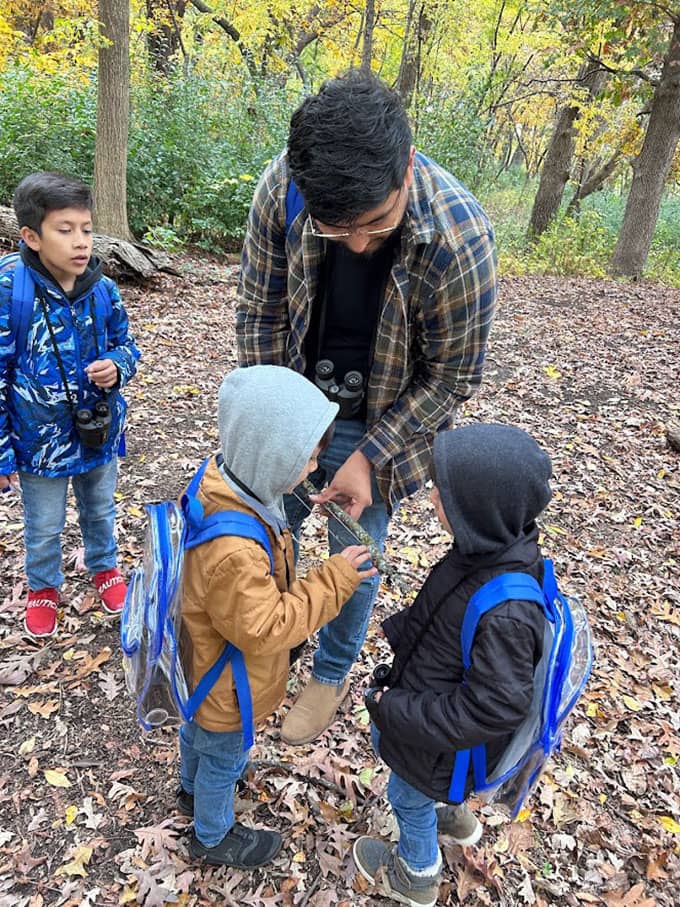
[0,257,678,905]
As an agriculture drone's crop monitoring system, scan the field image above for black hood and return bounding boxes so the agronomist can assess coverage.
[433,423,552,558]
[20,242,104,300]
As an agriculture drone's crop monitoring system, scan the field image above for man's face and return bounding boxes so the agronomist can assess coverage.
[311,146,415,256]
[21,207,93,292]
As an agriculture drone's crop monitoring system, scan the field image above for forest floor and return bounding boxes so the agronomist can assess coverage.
[0,254,678,907]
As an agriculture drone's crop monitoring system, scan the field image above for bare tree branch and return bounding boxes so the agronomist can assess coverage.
[586,53,661,88]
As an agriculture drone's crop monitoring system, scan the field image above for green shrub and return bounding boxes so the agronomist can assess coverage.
[0,66,96,203]
[127,74,293,247]
[487,183,680,286]
[1,61,677,285]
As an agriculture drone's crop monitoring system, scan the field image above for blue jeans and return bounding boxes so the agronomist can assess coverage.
[179,722,250,847]
[19,459,119,590]
[372,724,439,872]
[284,420,390,685]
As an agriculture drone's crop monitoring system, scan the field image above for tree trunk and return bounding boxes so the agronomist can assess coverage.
[146,0,186,74]
[361,0,375,71]
[94,0,132,240]
[610,19,680,278]
[528,61,606,239]
[566,149,623,215]
[396,1,433,109]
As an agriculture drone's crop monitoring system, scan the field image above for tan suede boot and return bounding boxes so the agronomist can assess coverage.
[280,677,351,745]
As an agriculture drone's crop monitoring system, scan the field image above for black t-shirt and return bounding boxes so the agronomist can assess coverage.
[304,233,399,418]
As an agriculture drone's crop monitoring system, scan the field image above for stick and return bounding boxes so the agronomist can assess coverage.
[301,479,389,574]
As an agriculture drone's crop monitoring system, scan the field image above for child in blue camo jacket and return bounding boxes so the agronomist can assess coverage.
[0,172,140,638]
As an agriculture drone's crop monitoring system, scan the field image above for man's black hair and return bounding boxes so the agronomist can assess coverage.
[13,172,93,234]
[287,69,413,224]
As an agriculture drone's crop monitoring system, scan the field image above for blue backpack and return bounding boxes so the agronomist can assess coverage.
[0,251,112,355]
[285,179,304,239]
[448,560,593,817]
[121,458,273,745]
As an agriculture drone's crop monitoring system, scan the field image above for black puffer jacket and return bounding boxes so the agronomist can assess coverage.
[369,424,553,803]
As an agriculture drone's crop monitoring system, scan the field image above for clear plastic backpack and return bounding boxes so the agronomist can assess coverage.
[448,560,594,817]
[120,458,273,742]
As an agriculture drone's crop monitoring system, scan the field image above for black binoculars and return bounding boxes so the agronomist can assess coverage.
[75,400,112,449]
[372,663,392,686]
[314,359,364,419]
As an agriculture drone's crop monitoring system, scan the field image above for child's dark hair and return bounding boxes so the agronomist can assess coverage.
[318,421,335,452]
[13,172,93,234]
[287,68,412,224]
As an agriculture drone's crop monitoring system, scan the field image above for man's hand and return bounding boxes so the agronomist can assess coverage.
[310,449,373,520]
[85,358,118,389]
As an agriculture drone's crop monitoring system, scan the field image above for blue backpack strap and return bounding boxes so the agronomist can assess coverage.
[285,179,305,239]
[89,279,113,339]
[448,572,547,803]
[186,511,274,572]
[6,257,35,355]
[461,574,546,671]
[181,457,212,531]
[184,644,255,749]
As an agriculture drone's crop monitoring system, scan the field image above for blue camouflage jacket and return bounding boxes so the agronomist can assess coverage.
[0,248,140,478]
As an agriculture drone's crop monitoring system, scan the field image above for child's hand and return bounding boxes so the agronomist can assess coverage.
[86,358,118,388]
[339,545,378,579]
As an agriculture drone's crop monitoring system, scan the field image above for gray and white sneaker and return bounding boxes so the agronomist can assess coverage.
[435,803,483,845]
[353,837,440,907]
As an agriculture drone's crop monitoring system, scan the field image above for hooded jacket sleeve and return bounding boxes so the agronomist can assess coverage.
[382,607,410,650]
[371,606,542,754]
[235,161,290,366]
[0,282,17,476]
[203,546,360,655]
[101,278,140,387]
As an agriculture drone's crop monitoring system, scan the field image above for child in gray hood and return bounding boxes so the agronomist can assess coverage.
[178,365,377,869]
[354,423,552,907]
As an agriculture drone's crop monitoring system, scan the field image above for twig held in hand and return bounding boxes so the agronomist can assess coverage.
[301,479,389,574]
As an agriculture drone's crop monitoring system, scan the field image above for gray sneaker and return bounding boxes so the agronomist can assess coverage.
[352,837,440,907]
[435,803,482,845]
[190,822,281,868]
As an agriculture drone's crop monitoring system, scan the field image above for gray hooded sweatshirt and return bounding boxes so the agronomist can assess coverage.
[217,365,338,525]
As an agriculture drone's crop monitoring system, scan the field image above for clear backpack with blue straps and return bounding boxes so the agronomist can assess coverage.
[121,458,272,745]
[448,560,594,817]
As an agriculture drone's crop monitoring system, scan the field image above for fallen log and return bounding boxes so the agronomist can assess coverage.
[0,204,179,280]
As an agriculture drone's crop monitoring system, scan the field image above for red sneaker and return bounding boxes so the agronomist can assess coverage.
[94,568,127,614]
[25,587,59,638]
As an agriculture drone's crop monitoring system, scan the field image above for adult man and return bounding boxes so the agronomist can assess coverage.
[236,69,497,746]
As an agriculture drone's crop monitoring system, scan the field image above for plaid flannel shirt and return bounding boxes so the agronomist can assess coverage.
[236,151,497,511]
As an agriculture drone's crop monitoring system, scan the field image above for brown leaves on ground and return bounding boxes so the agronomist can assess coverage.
[0,257,678,906]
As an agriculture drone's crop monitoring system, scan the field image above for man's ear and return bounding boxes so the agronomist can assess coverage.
[19,225,41,251]
[404,145,416,188]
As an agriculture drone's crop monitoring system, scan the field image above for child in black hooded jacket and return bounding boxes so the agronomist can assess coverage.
[353,423,552,907]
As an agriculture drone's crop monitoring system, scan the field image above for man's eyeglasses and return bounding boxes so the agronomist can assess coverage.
[309,184,406,240]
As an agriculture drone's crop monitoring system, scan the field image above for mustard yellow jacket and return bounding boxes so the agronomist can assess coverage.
[181,457,361,732]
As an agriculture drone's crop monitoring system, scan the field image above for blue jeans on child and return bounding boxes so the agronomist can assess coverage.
[284,419,390,685]
[19,458,119,590]
[371,724,440,872]
[179,722,249,847]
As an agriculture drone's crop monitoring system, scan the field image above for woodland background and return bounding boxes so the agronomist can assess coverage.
[0,1,679,281]
[0,2,679,907]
